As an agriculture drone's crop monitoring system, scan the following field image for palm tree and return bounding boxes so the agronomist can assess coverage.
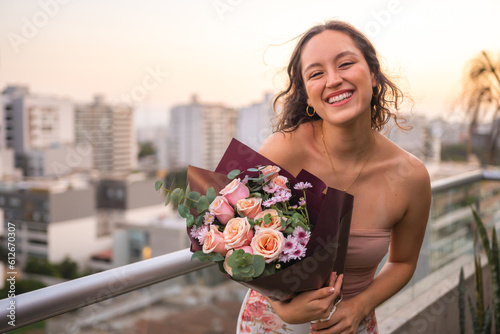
[461,51,500,164]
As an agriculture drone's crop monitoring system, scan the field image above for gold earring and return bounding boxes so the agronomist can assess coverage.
[306,105,315,117]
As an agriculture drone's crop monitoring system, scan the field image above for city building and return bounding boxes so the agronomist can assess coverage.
[90,173,168,271]
[0,176,111,269]
[236,92,276,151]
[0,95,19,180]
[1,85,76,177]
[166,95,238,171]
[75,95,137,175]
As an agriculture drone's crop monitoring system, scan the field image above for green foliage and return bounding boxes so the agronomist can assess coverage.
[227,169,241,180]
[0,279,46,298]
[226,249,265,282]
[24,257,58,277]
[441,144,468,162]
[56,257,79,279]
[459,208,500,334]
[191,251,225,263]
[24,256,84,279]
[459,268,465,334]
[138,141,156,158]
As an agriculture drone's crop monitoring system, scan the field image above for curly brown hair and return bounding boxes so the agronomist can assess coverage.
[273,20,409,132]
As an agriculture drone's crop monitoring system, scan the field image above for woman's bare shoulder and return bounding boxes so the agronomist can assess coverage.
[380,134,430,189]
[259,123,316,173]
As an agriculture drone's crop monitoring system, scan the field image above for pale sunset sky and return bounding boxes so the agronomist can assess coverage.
[0,0,499,127]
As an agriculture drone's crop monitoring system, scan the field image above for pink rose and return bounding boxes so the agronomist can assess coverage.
[209,196,234,225]
[259,310,284,331]
[270,175,289,190]
[236,197,263,219]
[261,165,281,181]
[254,209,284,231]
[224,217,254,249]
[202,225,227,255]
[223,249,234,276]
[250,228,285,263]
[220,178,250,206]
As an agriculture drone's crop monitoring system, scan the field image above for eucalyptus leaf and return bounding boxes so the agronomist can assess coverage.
[206,187,216,203]
[178,204,189,218]
[186,214,195,227]
[197,195,210,213]
[196,214,205,227]
[185,191,201,209]
[171,188,184,204]
[227,169,241,179]
[164,192,171,206]
[154,180,163,192]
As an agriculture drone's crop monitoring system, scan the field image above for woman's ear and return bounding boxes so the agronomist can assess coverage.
[371,72,377,88]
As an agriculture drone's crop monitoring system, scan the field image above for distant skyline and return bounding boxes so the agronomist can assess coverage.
[1,0,499,127]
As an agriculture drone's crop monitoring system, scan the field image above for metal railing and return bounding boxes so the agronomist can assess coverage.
[1,169,499,332]
[0,248,213,331]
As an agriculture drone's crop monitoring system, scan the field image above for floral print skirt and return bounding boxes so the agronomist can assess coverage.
[237,289,378,334]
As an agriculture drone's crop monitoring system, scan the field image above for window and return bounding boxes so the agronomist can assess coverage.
[9,197,21,207]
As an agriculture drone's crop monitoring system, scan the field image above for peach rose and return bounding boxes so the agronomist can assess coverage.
[236,197,262,219]
[223,249,234,276]
[271,175,288,190]
[223,246,254,277]
[220,178,250,206]
[224,217,254,249]
[254,209,284,231]
[209,196,234,225]
[260,310,284,331]
[250,227,285,263]
[202,225,228,255]
[261,165,281,181]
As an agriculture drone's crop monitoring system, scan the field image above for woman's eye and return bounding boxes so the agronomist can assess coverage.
[339,62,354,68]
[309,72,322,79]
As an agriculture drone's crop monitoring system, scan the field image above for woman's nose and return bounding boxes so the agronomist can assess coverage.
[326,70,342,87]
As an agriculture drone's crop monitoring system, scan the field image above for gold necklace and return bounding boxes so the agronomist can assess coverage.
[320,125,376,192]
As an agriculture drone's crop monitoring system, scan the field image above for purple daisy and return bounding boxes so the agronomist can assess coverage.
[262,197,277,207]
[293,226,311,241]
[294,182,313,190]
[190,225,209,245]
[289,243,307,260]
[203,212,215,225]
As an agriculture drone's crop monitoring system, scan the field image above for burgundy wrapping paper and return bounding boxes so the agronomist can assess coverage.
[186,138,353,301]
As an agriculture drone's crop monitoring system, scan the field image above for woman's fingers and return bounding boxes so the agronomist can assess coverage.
[328,272,338,287]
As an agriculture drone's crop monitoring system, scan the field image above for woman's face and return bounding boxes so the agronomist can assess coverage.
[300,30,376,127]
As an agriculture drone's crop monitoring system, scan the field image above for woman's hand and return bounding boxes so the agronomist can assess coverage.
[266,273,343,324]
[309,297,366,334]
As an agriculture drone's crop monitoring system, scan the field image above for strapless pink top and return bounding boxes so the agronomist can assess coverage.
[342,229,391,300]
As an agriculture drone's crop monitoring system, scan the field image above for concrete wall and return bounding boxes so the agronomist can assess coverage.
[48,216,112,267]
[379,254,494,334]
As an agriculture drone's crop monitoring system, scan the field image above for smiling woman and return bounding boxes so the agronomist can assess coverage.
[236,20,431,334]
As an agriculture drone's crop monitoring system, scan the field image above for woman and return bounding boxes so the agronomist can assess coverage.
[237,20,431,333]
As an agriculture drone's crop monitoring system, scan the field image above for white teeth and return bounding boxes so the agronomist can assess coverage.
[328,92,352,104]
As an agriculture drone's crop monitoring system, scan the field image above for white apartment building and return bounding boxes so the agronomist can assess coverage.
[236,92,276,151]
[0,95,18,180]
[167,95,238,171]
[0,177,112,269]
[1,85,78,177]
[75,95,137,175]
[2,86,74,154]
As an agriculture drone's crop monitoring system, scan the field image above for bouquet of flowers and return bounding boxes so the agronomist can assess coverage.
[155,139,353,301]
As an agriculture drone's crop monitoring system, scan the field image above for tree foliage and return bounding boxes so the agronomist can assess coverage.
[461,51,500,164]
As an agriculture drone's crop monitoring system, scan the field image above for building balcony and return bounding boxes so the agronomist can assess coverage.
[1,169,499,333]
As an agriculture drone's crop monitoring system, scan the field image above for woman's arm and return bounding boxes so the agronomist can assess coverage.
[311,160,432,333]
